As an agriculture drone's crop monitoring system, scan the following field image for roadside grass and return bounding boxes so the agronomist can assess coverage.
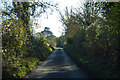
[2,47,54,78]
[2,57,40,78]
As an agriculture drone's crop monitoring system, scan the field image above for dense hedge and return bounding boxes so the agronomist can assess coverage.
[59,2,119,78]
[1,2,55,78]
[2,21,53,78]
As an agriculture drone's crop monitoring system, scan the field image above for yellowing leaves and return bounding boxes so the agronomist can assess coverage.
[2,52,6,55]
[8,59,10,61]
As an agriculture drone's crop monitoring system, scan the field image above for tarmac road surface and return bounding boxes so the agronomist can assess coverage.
[28,48,88,78]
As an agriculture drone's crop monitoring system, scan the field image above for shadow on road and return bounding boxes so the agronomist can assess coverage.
[28,48,89,78]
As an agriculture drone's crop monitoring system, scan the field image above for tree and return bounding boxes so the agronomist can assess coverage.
[1,1,57,78]
[41,27,56,40]
[59,2,119,78]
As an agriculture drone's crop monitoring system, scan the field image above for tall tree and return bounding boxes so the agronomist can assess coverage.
[41,27,56,40]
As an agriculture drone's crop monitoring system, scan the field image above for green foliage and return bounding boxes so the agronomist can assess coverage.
[60,2,119,78]
[41,27,56,40]
[67,38,73,44]
[2,2,55,78]
[55,36,66,47]
[39,27,56,50]
[2,19,52,78]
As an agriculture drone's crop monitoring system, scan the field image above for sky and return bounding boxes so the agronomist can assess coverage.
[34,0,85,37]
[0,0,85,37]
[0,0,119,37]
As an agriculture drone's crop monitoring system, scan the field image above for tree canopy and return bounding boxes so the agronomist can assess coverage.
[41,27,56,40]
